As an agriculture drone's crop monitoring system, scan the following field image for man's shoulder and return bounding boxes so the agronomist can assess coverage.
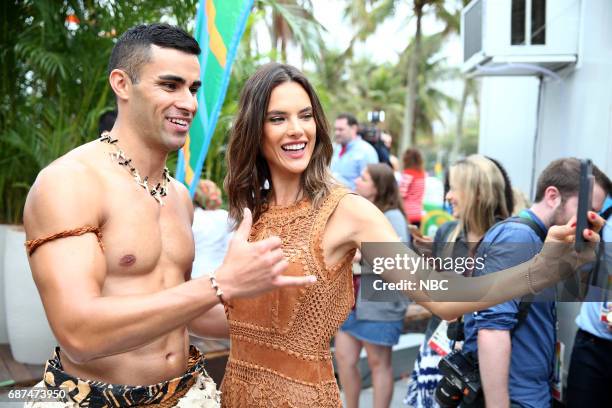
[477,219,543,275]
[24,143,103,234]
[354,138,377,154]
[169,177,190,199]
[35,145,100,189]
[483,218,542,244]
[170,178,194,218]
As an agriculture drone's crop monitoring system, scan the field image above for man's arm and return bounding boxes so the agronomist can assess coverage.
[188,304,229,339]
[478,329,512,408]
[24,163,310,363]
[175,181,229,339]
[473,227,540,408]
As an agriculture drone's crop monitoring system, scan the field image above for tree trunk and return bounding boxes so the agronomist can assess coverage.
[450,79,469,162]
[400,2,423,156]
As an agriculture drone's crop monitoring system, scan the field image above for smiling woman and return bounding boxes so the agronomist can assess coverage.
[262,82,316,180]
[219,62,604,408]
[225,63,336,226]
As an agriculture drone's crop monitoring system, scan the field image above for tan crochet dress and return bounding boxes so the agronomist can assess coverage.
[221,187,356,407]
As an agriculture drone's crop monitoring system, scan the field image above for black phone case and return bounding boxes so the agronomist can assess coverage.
[575,159,593,252]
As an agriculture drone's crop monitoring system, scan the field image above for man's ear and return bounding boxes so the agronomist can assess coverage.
[109,69,132,101]
[544,186,562,208]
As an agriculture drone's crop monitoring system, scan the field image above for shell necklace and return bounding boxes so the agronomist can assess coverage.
[100,131,170,205]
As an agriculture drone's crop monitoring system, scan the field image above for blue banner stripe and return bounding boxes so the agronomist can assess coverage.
[187,0,254,196]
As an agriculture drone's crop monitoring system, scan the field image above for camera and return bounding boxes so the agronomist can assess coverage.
[358,125,380,144]
[446,320,465,341]
[367,110,385,124]
[435,350,482,407]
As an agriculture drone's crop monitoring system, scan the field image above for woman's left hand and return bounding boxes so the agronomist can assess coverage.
[546,211,604,244]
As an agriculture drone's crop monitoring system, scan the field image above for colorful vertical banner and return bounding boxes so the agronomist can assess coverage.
[176,0,254,196]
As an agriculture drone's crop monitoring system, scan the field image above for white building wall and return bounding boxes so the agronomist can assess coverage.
[535,0,612,181]
[535,0,612,383]
[476,0,612,388]
[478,76,539,198]
[478,0,612,198]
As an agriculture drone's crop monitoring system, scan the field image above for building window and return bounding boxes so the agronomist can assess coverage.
[512,0,546,45]
[511,0,526,45]
[531,0,546,44]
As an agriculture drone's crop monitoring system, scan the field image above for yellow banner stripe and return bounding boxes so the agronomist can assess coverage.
[206,0,228,68]
[183,134,194,185]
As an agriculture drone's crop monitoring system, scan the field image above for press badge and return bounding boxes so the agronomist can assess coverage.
[428,320,452,356]
[552,340,565,402]
[600,301,612,329]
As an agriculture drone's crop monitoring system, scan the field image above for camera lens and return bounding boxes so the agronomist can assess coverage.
[435,376,463,408]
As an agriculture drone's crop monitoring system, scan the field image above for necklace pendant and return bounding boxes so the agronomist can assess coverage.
[137,176,149,192]
[153,193,163,205]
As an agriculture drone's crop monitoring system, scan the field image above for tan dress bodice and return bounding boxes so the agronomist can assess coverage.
[221,187,355,407]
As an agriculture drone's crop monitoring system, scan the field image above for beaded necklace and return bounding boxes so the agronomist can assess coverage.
[100,131,170,205]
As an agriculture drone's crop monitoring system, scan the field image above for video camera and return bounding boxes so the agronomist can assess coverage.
[435,350,482,407]
[358,125,381,145]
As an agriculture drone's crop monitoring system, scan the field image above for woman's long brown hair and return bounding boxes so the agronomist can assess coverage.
[224,62,337,227]
[366,163,406,217]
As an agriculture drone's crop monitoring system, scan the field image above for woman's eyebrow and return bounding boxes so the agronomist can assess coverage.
[267,106,312,116]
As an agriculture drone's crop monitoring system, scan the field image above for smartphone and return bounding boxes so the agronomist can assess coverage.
[409,224,423,238]
[575,159,594,252]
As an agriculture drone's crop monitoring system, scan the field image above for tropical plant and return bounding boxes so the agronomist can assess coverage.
[342,0,466,152]
[311,30,457,160]
[0,0,198,224]
[255,0,324,64]
[399,33,458,142]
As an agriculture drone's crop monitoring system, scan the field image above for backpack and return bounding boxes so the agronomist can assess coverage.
[489,215,547,333]
[446,216,545,340]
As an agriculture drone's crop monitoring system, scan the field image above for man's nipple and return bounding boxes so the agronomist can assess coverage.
[119,254,136,267]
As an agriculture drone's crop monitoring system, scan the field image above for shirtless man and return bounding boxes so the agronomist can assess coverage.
[23,23,314,407]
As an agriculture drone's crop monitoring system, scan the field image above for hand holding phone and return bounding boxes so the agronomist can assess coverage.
[409,224,423,238]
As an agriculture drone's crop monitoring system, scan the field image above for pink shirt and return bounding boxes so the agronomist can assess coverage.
[399,168,425,223]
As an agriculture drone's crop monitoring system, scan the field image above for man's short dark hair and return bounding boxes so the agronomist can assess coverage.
[595,167,612,196]
[108,23,200,83]
[336,113,358,127]
[98,110,117,135]
[534,158,611,202]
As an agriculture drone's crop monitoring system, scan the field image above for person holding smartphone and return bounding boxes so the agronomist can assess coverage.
[567,188,612,408]
[461,158,609,408]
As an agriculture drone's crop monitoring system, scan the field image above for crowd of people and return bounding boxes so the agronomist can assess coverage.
[328,109,612,408]
[21,23,611,408]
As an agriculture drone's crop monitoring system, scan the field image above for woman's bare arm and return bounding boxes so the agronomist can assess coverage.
[335,194,602,320]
